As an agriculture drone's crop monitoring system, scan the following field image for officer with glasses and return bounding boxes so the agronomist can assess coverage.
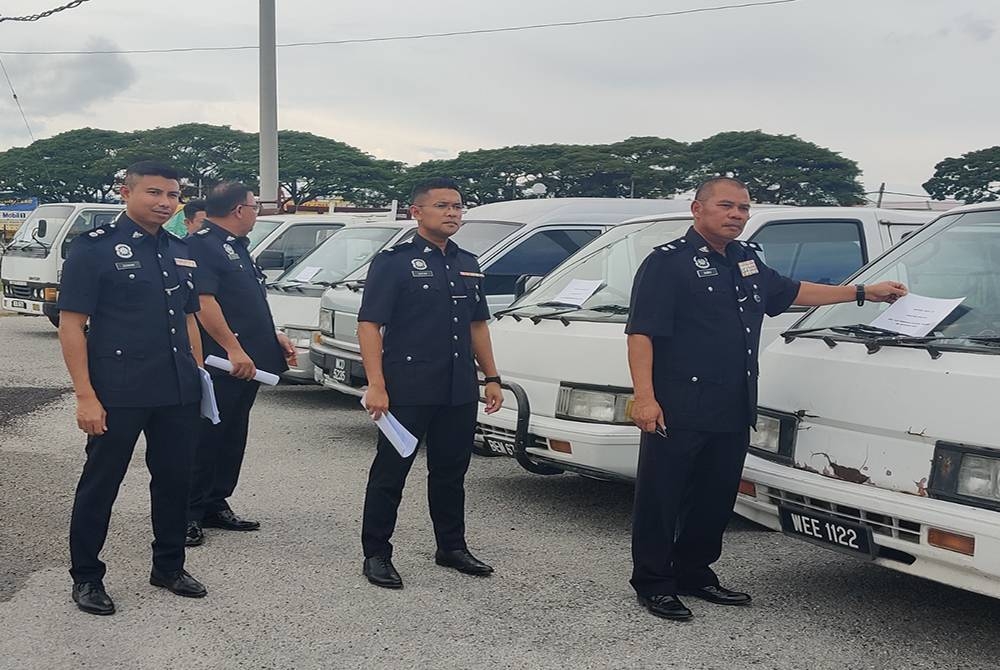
[184,182,296,546]
[357,177,504,589]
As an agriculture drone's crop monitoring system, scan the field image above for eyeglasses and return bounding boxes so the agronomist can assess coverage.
[418,203,466,214]
[233,202,262,214]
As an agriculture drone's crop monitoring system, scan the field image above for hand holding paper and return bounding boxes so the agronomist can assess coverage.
[205,354,280,385]
[361,392,418,458]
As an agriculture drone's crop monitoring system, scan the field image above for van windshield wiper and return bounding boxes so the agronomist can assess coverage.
[782,323,900,343]
[583,304,630,315]
[866,334,1000,359]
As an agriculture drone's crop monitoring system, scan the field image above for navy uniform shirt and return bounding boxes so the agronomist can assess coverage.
[57,214,202,408]
[358,233,490,406]
[625,226,800,432]
[186,221,288,376]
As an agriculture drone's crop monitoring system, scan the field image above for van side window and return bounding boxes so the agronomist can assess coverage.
[271,224,343,269]
[749,220,865,285]
[482,228,602,295]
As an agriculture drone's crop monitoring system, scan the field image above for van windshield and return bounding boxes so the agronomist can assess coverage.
[276,226,401,285]
[506,217,694,321]
[5,204,74,257]
[796,208,1000,349]
[246,218,283,250]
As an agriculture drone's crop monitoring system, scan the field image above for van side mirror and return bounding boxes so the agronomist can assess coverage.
[34,220,47,239]
[257,248,286,270]
[515,274,543,298]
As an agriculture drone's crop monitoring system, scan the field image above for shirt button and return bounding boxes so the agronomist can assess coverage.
[453,335,458,341]
[753,284,758,289]
[739,307,744,312]
[163,271,168,277]
[406,355,412,361]
[423,284,429,289]
[157,253,162,259]
[169,309,175,315]
[450,281,455,287]
[747,349,752,355]
[171,328,176,334]
[746,327,751,333]
[453,300,457,306]
[446,265,450,270]
[453,317,458,323]
[173,347,178,353]
[691,376,698,382]
[747,370,752,377]
[454,352,459,358]
[128,274,135,280]
[115,349,122,356]
[707,286,714,292]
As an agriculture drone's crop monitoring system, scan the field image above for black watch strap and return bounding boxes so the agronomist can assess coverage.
[855,284,866,306]
[484,376,502,385]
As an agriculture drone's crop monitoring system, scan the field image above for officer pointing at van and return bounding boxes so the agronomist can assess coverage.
[357,177,504,589]
[626,177,906,621]
[57,161,208,615]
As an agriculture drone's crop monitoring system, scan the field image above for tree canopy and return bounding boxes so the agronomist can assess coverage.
[923,146,1000,203]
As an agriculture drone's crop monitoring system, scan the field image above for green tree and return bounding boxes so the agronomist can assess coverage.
[686,131,865,206]
[136,123,259,197]
[607,136,691,198]
[276,130,402,209]
[923,146,1000,203]
[0,128,131,202]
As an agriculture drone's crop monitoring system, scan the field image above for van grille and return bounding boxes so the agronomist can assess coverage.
[5,285,31,300]
[765,486,921,544]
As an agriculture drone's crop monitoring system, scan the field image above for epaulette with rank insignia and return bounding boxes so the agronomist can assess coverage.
[381,240,414,254]
[655,236,691,255]
[194,227,211,236]
[738,240,762,252]
[84,223,117,240]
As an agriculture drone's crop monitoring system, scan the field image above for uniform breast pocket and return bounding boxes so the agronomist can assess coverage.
[461,277,481,301]
[91,346,145,391]
[111,274,153,307]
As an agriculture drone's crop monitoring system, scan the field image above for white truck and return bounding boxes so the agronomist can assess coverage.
[309,198,694,395]
[1,203,123,325]
[475,207,937,475]
[734,201,1000,598]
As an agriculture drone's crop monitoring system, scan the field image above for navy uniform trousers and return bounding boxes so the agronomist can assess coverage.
[361,402,478,558]
[188,374,260,522]
[69,402,199,584]
[629,427,750,597]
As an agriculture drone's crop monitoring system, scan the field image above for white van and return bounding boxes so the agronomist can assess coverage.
[309,198,694,395]
[267,220,418,383]
[733,201,1000,598]
[476,207,936,476]
[1,203,123,325]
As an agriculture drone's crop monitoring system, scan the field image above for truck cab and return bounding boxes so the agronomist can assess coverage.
[1,203,123,325]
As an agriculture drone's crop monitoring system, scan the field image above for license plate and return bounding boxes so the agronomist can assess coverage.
[778,506,875,558]
[9,299,26,309]
[329,356,348,383]
[485,437,515,456]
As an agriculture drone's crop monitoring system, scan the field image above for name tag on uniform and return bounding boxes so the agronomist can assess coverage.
[115,261,142,270]
[459,271,484,278]
[738,260,758,277]
[697,268,719,278]
[411,270,434,277]
[175,258,197,268]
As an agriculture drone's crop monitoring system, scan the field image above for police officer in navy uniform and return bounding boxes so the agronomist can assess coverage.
[358,177,504,589]
[626,177,907,621]
[184,183,296,546]
[57,161,209,615]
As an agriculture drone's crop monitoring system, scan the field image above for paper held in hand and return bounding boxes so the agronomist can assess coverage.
[198,367,221,424]
[868,293,966,337]
[204,354,281,386]
[360,393,418,458]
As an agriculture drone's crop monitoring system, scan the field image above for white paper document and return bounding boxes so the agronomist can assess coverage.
[293,266,322,282]
[360,393,418,458]
[205,354,281,386]
[198,367,221,424]
[552,279,604,307]
[869,293,966,337]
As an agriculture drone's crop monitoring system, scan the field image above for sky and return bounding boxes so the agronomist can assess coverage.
[0,0,997,200]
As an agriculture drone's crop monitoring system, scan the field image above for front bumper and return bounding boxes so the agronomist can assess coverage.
[1,296,53,317]
[736,453,1000,599]
[310,339,366,396]
[280,345,315,383]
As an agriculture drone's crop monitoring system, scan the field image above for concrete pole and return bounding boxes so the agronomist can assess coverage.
[259,0,279,213]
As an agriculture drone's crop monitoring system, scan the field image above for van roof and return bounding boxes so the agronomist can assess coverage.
[941,201,1000,215]
[621,206,938,227]
[255,213,396,224]
[463,197,693,225]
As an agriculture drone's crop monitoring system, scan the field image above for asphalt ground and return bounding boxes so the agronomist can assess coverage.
[1,312,998,669]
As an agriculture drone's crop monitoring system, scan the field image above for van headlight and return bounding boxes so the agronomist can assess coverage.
[748,409,797,462]
[556,384,633,425]
[318,308,334,335]
[931,443,1000,509]
[750,415,781,454]
[283,327,314,347]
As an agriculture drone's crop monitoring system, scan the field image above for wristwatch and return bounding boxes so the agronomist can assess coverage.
[855,284,866,306]
[484,375,502,385]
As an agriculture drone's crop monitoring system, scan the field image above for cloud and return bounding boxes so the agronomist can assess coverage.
[6,38,136,117]
[957,13,996,42]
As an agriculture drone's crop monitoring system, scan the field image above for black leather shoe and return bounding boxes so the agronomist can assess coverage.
[72,581,115,615]
[637,594,692,621]
[434,549,494,576]
[363,556,403,589]
[185,522,204,547]
[201,509,260,531]
[149,569,207,598]
[679,584,751,606]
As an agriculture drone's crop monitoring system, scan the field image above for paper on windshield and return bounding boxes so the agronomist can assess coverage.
[360,393,418,458]
[552,279,604,307]
[293,266,322,282]
[869,293,965,337]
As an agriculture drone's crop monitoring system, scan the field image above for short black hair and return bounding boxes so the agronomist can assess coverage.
[410,177,462,203]
[205,182,253,218]
[183,199,206,220]
[124,160,179,186]
[694,176,748,202]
